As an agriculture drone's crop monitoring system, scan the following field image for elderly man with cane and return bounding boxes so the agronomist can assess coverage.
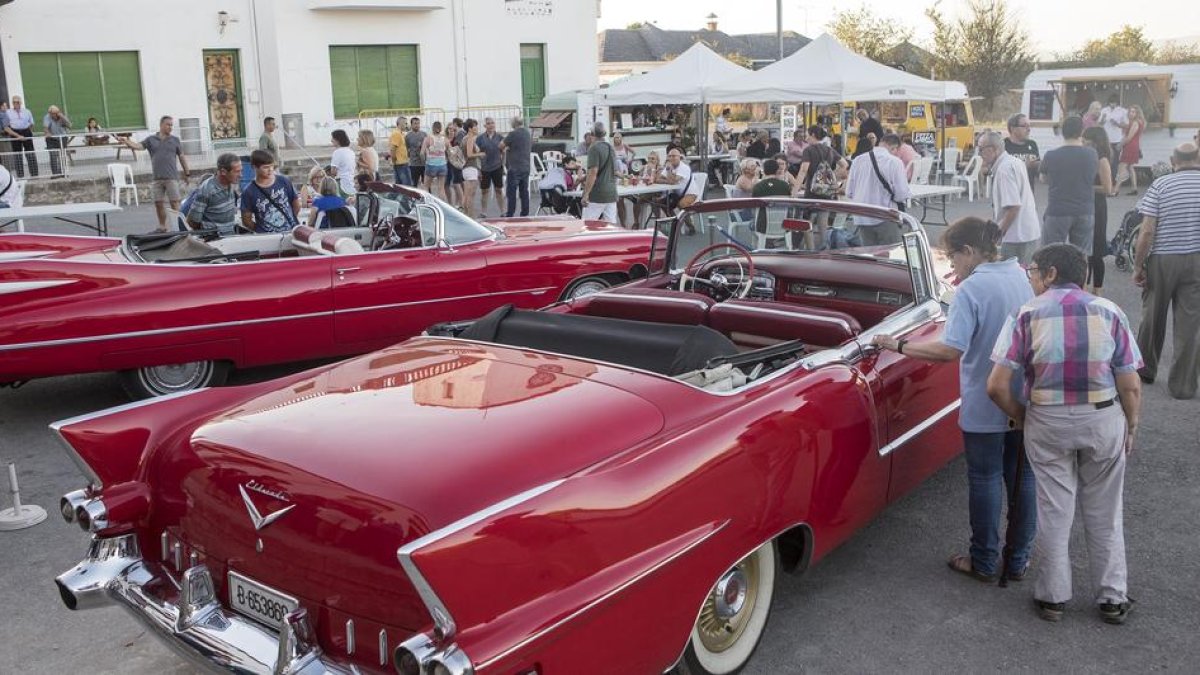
[873,216,1036,583]
[988,243,1142,624]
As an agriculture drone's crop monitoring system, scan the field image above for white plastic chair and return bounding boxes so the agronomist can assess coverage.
[911,156,933,186]
[953,155,983,202]
[542,150,564,168]
[937,148,961,185]
[108,163,138,206]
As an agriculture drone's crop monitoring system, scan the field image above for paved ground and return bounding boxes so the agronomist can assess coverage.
[2,187,1198,673]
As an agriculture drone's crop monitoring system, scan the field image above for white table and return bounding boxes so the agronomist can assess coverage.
[564,182,679,228]
[0,202,123,236]
[907,184,964,226]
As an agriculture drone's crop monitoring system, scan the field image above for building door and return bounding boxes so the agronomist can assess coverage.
[203,50,245,140]
[519,44,545,120]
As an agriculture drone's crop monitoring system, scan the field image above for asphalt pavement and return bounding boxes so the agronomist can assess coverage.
[1,188,1198,673]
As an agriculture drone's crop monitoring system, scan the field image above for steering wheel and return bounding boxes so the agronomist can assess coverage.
[370,214,421,251]
[679,242,756,300]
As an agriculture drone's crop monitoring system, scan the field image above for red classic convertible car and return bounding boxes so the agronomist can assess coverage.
[52,199,962,674]
[0,185,652,398]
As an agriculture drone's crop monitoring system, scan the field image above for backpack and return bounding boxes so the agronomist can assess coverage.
[808,146,839,198]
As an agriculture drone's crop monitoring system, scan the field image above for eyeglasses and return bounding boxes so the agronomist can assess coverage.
[1012,124,1030,129]
[1025,266,1040,279]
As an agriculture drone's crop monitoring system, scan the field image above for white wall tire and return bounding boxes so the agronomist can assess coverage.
[118,360,230,400]
[676,540,778,675]
[562,276,612,301]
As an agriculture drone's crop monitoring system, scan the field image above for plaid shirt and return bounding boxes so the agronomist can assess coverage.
[991,284,1143,405]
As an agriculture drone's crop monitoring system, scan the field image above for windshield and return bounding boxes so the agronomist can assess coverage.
[422,192,496,245]
[666,201,913,273]
[359,187,496,246]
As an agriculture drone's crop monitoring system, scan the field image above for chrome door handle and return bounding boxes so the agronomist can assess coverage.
[335,266,361,279]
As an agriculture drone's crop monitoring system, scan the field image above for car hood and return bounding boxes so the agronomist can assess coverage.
[187,339,665,541]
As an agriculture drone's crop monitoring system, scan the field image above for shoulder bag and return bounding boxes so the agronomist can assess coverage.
[866,149,906,212]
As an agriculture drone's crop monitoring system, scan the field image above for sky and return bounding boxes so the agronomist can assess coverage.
[597,0,1198,57]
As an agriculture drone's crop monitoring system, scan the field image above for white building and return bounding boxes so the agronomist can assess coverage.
[0,0,600,151]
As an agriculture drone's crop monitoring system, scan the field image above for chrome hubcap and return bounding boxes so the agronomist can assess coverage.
[141,361,213,394]
[697,555,760,653]
[568,280,607,299]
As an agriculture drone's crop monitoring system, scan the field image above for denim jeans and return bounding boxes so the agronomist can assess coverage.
[1042,213,1094,251]
[392,164,413,186]
[963,430,1038,576]
[505,170,530,217]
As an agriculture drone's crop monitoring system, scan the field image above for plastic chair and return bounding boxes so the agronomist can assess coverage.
[953,155,983,201]
[542,150,564,168]
[937,148,961,185]
[107,163,138,206]
[530,153,547,176]
[911,156,933,186]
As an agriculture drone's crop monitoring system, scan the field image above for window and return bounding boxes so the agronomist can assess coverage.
[329,45,420,119]
[18,51,146,130]
[1054,77,1172,124]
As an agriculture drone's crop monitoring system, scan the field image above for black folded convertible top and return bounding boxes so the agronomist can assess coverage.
[459,305,738,377]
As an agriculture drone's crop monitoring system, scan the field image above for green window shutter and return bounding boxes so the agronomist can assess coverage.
[329,47,360,119]
[354,46,389,114]
[58,53,104,127]
[99,52,146,129]
[17,53,63,132]
[385,46,420,110]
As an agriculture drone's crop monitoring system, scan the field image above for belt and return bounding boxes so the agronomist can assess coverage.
[1095,398,1116,409]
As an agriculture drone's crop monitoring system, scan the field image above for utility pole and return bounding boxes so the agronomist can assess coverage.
[777,0,784,61]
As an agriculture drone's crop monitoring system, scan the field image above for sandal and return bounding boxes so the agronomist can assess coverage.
[1035,598,1065,622]
[947,554,997,583]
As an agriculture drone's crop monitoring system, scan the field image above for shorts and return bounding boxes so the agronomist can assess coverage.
[152,178,182,203]
[462,166,480,181]
[480,167,504,190]
[445,165,464,185]
[424,163,448,178]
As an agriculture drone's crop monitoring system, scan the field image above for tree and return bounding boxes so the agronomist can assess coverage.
[1157,41,1200,65]
[828,5,913,62]
[1071,25,1156,66]
[926,0,1034,100]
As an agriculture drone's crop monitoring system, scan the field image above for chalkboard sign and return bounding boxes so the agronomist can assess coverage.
[1029,91,1055,121]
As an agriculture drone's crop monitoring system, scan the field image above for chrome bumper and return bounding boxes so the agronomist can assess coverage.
[55,534,362,674]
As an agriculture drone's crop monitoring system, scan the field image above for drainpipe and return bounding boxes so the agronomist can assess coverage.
[449,0,465,110]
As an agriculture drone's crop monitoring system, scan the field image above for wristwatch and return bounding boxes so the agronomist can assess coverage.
[896,338,908,355]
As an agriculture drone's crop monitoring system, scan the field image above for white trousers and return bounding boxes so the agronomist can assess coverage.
[1024,402,1129,605]
[582,201,617,224]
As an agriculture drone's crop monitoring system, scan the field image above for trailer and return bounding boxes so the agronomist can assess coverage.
[1022,62,1200,174]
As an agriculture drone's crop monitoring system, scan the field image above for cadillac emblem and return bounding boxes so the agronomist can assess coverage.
[239,482,295,532]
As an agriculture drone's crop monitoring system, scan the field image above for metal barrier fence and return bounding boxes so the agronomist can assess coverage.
[1,128,233,181]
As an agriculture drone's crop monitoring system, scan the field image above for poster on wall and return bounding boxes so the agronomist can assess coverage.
[780,105,798,139]
[1029,91,1055,121]
[506,0,553,17]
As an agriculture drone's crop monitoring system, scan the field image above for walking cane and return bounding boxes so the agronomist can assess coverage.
[998,429,1027,589]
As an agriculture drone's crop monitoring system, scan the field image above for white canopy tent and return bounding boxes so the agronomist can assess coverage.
[706,33,967,103]
[596,42,753,105]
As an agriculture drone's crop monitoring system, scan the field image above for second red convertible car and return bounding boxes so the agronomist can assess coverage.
[0,185,652,398]
[52,199,964,674]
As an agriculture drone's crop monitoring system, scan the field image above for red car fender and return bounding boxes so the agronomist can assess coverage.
[405,365,883,673]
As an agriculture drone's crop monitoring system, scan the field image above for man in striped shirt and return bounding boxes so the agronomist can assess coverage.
[1132,142,1200,400]
[987,243,1143,625]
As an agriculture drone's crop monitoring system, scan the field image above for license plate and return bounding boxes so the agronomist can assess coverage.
[228,570,299,628]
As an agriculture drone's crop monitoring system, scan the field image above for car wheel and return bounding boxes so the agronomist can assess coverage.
[118,360,230,399]
[562,276,611,301]
[674,540,778,675]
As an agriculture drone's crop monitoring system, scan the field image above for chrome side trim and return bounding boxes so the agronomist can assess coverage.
[0,279,76,293]
[396,480,565,643]
[0,251,56,261]
[334,287,557,316]
[593,292,712,310]
[877,398,962,457]
[476,520,729,672]
[48,389,207,487]
[0,312,330,352]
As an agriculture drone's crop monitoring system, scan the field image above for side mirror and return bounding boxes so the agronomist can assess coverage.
[437,238,456,252]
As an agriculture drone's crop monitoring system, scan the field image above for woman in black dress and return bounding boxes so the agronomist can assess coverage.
[1082,127,1114,296]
